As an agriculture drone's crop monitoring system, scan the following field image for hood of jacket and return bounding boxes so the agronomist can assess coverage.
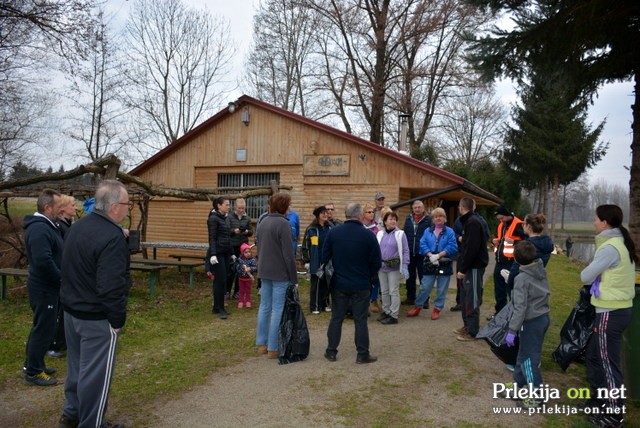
[22,214,57,231]
[520,258,546,281]
[529,235,554,255]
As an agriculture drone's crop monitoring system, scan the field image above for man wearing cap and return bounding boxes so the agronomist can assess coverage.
[491,206,526,316]
[373,192,386,228]
[302,206,334,313]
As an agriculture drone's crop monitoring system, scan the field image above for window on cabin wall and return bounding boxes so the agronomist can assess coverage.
[218,173,280,219]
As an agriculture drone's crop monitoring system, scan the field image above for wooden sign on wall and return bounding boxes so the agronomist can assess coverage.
[303,155,350,176]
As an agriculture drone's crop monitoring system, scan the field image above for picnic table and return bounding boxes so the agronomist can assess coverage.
[131,257,204,289]
[141,241,208,260]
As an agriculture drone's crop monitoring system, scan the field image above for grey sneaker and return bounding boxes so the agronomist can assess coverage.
[24,371,58,386]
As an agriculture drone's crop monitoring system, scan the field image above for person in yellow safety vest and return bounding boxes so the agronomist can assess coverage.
[490,206,527,318]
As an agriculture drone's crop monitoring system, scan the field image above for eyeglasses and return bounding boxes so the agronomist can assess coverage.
[118,201,134,208]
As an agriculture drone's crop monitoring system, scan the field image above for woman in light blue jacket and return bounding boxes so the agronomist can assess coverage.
[407,207,458,320]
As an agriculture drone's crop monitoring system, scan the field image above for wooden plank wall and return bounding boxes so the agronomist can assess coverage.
[132,103,465,246]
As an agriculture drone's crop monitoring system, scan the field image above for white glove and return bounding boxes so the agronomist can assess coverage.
[210,256,219,265]
[429,254,440,263]
[500,269,510,282]
[304,263,310,270]
[231,255,237,262]
[401,266,409,278]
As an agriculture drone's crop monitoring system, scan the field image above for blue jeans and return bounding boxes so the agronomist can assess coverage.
[415,275,451,310]
[514,313,550,387]
[256,279,288,352]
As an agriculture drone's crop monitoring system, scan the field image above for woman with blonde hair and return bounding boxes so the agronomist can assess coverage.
[362,203,381,313]
[407,207,458,319]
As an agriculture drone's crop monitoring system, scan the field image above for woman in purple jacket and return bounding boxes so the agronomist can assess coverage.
[376,212,410,325]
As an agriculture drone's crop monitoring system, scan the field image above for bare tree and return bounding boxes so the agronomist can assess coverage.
[431,85,506,166]
[123,0,235,148]
[275,0,488,151]
[388,0,489,156]
[0,0,95,176]
[64,9,130,162]
[245,0,320,117]
[590,178,630,219]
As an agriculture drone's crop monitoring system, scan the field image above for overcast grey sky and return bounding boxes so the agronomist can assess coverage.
[110,0,632,188]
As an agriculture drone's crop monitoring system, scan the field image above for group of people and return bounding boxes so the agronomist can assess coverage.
[20,181,635,428]
[22,181,131,428]
[245,194,636,427]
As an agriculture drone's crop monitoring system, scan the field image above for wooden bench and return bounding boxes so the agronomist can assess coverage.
[131,258,204,289]
[168,253,206,272]
[130,263,169,296]
[0,268,29,300]
[168,253,206,262]
[0,266,168,299]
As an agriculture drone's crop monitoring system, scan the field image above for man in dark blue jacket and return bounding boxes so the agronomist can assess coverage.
[58,180,131,428]
[23,189,63,386]
[322,202,382,364]
[403,200,431,306]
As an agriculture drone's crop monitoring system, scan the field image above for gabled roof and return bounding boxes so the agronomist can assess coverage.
[129,95,500,204]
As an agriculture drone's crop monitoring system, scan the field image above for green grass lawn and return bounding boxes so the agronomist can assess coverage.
[2,198,37,217]
[1,257,638,427]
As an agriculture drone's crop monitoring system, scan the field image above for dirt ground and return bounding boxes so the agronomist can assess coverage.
[144,260,559,428]
[147,292,543,428]
[1,259,575,427]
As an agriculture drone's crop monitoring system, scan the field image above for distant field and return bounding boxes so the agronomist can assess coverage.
[2,198,37,217]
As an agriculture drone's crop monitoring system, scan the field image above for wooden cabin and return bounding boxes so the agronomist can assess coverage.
[129,95,500,254]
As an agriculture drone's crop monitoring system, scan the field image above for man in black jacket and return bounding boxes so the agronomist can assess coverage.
[322,202,382,364]
[58,180,131,428]
[23,189,63,386]
[455,197,489,341]
[402,200,431,306]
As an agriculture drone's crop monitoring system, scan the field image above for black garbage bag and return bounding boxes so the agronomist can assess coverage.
[477,302,520,365]
[490,338,520,365]
[278,284,310,365]
[552,286,595,371]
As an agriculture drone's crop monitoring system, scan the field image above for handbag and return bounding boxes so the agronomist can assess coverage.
[423,257,452,274]
[422,230,451,273]
[383,256,401,268]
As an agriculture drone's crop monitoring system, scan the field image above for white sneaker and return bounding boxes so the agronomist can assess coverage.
[312,310,320,314]
[325,307,332,312]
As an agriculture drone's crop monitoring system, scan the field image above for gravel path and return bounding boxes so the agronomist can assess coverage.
[149,270,547,427]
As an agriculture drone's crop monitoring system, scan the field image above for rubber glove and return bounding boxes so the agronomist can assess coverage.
[500,269,510,282]
[590,276,601,298]
[231,255,237,262]
[401,266,409,278]
[209,256,219,265]
[505,332,516,347]
[429,254,440,263]
[304,263,310,270]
